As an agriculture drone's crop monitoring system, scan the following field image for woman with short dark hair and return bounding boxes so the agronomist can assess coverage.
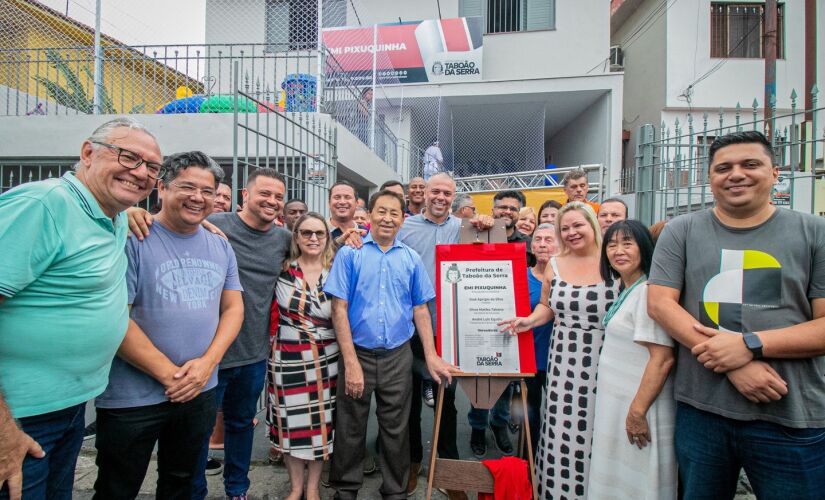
[588,220,677,499]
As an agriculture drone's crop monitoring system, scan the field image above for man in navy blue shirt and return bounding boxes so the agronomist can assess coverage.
[324,189,457,500]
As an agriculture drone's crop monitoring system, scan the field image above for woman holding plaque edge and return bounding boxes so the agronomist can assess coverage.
[500,202,617,499]
[587,220,677,499]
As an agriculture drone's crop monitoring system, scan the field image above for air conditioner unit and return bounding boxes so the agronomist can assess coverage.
[609,45,624,71]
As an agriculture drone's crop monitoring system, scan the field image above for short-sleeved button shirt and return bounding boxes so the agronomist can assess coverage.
[323,233,435,349]
[0,171,129,418]
[398,213,462,286]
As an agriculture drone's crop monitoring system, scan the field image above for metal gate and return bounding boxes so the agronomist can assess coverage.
[231,62,337,217]
[633,87,823,225]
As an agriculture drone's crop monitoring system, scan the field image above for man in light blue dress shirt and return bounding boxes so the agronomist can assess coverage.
[324,189,457,500]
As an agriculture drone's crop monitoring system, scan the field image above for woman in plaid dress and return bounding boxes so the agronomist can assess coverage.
[267,213,338,500]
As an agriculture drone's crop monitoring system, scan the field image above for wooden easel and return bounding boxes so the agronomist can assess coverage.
[425,220,539,500]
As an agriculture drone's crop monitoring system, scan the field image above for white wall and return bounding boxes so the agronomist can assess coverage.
[612,0,667,170]
[205,1,266,45]
[665,0,807,110]
[483,0,609,80]
[546,92,611,172]
[350,0,458,25]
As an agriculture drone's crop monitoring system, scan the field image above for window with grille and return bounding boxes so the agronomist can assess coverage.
[710,3,784,59]
[459,0,555,33]
[265,0,345,52]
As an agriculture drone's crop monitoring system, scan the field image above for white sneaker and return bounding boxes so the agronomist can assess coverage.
[423,383,435,408]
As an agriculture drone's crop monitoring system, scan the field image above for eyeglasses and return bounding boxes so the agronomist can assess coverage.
[92,141,165,180]
[168,182,216,200]
[462,205,477,213]
[298,229,328,240]
[493,204,520,213]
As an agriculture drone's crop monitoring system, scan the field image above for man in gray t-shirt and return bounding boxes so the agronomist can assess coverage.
[192,168,291,500]
[94,152,244,499]
[648,131,825,499]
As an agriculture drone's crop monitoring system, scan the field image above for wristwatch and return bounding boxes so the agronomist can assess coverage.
[743,332,763,359]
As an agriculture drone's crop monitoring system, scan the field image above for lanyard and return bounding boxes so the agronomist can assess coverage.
[602,275,646,328]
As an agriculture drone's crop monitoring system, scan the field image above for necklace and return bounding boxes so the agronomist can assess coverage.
[602,275,646,327]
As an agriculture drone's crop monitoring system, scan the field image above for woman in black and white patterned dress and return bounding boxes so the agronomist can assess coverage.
[502,202,617,499]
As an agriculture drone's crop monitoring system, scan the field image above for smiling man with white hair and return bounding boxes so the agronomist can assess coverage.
[0,117,160,499]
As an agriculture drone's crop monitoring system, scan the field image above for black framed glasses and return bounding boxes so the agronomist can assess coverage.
[298,229,328,240]
[92,141,165,180]
[493,204,520,213]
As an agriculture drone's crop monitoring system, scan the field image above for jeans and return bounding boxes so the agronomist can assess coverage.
[192,360,266,498]
[0,403,85,500]
[675,402,825,500]
[93,389,216,500]
[467,384,512,430]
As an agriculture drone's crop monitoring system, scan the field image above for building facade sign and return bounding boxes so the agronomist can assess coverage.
[322,17,483,85]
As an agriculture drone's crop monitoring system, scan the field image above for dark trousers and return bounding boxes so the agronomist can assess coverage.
[0,403,85,500]
[330,342,413,500]
[675,402,825,500]
[409,333,459,463]
[93,389,216,500]
[524,371,546,456]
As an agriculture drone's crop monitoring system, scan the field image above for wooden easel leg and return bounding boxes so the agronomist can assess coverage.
[520,379,538,500]
[517,386,526,458]
[426,382,446,500]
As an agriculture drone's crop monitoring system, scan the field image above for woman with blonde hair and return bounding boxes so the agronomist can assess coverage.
[501,201,617,499]
[266,212,338,500]
[515,206,537,236]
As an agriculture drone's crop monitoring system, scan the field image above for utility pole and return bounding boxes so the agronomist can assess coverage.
[805,0,817,122]
[804,0,818,213]
[763,0,777,142]
[92,0,103,115]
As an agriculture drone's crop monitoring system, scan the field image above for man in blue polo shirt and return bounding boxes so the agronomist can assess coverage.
[324,189,458,500]
[0,118,160,499]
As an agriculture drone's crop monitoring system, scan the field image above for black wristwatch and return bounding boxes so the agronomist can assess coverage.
[743,332,763,359]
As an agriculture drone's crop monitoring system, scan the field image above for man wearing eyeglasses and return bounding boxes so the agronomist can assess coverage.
[0,118,159,500]
[492,190,535,267]
[93,151,244,499]
[465,190,534,459]
[125,167,292,500]
[451,194,476,219]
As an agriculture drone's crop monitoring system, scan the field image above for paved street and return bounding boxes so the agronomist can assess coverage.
[74,387,756,499]
[75,384,507,499]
